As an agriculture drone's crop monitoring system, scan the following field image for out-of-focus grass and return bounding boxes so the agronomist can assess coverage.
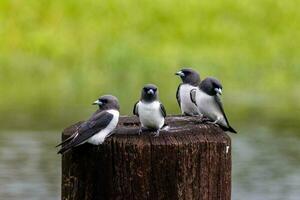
[0,0,299,130]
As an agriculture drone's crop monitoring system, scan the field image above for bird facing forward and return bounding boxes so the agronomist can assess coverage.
[133,84,166,136]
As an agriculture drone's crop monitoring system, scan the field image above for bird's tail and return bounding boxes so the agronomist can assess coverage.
[219,125,237,133]
[226,126,237,134]
[57,145,72,154]
[57,139,77,154]
[56,132,78,154]
[55,134,75,147]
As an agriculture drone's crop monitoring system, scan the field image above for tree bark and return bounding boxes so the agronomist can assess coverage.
[61,115,231,200]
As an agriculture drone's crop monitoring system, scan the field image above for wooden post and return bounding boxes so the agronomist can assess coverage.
[61,116,231,200]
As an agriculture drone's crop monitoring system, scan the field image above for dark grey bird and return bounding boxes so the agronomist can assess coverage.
[133,84,166,136]
[57,95,120,154]
[175,68,201,116]
[191,77,237,133]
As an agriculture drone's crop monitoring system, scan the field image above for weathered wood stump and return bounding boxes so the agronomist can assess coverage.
[61,115,231,200]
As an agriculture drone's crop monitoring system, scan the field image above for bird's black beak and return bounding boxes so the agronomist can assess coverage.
[175,71,184,77]
[92,100,103,106]
[147,89,154,95]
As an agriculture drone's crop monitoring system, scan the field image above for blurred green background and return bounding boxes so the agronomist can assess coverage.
[1,0,299,130]
[0,1,300,200]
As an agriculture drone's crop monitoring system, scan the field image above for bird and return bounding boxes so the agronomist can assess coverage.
[56,95,120,154]
[190,77,237,133]
[175,68,201,116]
[133,84,166,136]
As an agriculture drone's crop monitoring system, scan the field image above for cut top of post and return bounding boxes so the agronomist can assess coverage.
[62,115,231,147]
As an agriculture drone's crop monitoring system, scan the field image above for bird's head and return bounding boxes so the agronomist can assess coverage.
[200,77,223,96]
[92,95,120,111]
[141,84,158,102]
[175,68,201,86]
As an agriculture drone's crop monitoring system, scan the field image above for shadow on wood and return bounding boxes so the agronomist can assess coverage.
[61,115,231,200]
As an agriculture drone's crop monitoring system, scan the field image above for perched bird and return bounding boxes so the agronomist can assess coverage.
[175,68,201,116]
[57,95,120,154]
[191,77,237,133]
[133,84,166,136]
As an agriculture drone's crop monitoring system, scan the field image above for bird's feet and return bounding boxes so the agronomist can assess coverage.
[207,120,218,124]
[152,129,160,137]
[138,127,142,135]
[183,112,193,117]
[201,116,210,123]
[205,118,222,128]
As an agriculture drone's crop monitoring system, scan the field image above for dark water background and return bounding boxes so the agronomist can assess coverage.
[1,125,299,200]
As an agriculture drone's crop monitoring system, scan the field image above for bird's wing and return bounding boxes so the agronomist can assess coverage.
[58,111,114,154]
[160,103,167,118]
[214,95,230,127]
[133,101,139,117]
[176,84,182,108]
[190,88,197,106]
[56,131,77,147]
[56,124,82,147]
[214,95,237,133]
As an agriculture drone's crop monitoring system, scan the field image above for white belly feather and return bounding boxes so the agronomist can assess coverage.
[195,90,227,127]
[179,84,200,115]
[138,101,165,130]
[87,110,119,145]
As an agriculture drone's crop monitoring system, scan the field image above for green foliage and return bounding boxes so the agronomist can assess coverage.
[0,0,299,130]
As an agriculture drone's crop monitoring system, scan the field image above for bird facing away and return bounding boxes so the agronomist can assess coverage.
[175,68,201,116]
[57,95,120,154]
[191,77,237,133]
[133,84,166,136]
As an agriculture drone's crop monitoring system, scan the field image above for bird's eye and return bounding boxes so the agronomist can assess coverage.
[101,99,108,104]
